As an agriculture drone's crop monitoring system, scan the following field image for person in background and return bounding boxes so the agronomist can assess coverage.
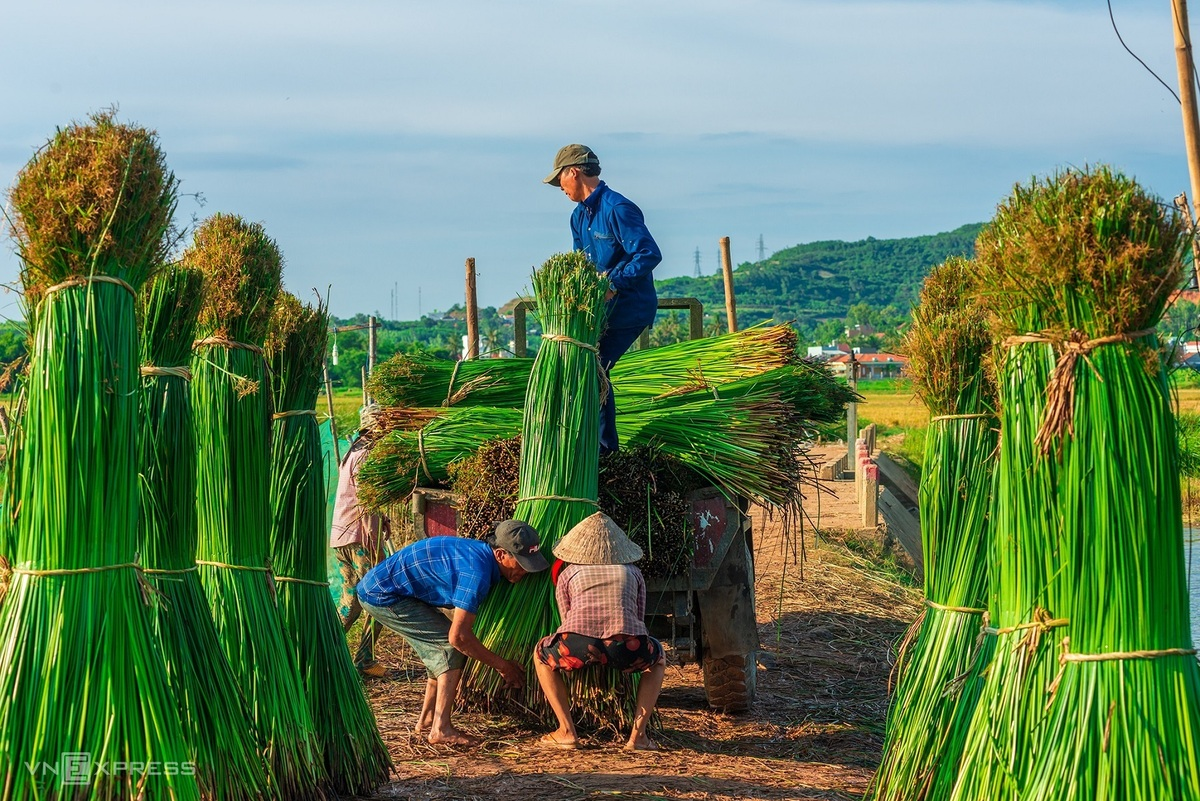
[533,511,666,751]
[357,519,549,746]
[544,144,662,455]
[331,403,389,678]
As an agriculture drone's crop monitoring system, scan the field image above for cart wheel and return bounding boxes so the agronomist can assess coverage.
[702,650,757,712]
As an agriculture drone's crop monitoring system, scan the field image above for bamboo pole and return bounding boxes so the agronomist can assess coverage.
[368,315,378,375]
[719,236,738,333]
[465,257,480,359]
[1173,1,1200,216]
[324,362,341,464]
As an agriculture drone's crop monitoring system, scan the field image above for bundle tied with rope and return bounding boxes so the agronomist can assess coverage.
[951,166,1200,801]
[266,291,390,795]
[186,213,328,799]
[137,265,273,799]
[0,111,201,799]
[867,256,1000,801]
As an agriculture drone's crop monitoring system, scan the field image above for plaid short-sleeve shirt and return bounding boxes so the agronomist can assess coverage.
[357,537,499,614]
[555,563,648,640]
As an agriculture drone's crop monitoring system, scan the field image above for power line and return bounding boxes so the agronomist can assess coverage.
[1108,0,1181,103]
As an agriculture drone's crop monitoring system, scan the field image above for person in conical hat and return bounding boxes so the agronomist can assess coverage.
[532,511,666,752]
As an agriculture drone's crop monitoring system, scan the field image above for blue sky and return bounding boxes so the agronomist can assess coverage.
[0,0,1189,321]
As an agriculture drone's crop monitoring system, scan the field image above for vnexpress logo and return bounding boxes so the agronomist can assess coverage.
[60,753,91,785]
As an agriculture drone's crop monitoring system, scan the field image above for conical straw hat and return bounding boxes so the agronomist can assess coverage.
[553,512,643,566]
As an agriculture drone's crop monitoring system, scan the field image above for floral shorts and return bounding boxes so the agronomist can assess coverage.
[535,632,664,674]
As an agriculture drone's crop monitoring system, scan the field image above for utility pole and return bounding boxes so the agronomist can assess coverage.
[465,257,480,359]
[719,236,738,333]
[1174,1,1200,222]
[694,247,701,277]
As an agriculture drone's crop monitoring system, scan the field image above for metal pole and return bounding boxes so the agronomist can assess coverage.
[465,257,480,359]
[323,362,341,464]
[719,236,738,333]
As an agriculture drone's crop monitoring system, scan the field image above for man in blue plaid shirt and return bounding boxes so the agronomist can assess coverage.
[358,519,548,746]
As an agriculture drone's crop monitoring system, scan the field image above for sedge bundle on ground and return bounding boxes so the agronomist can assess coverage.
[867,257,997,801]
[460,252,626,722]
[0,111,200,799]
[972,166,1200,801]
[267,292,391,796]
[367,322,800,409]
[139,265,274,799]
[186,214,327,799]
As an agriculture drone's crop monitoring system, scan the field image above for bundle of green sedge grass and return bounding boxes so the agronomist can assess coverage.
[0,111,200,799]
[185,213,327,798]
[459,251,625,720]
[359,363,851,512]
[139,265,274,798]
[267,291,391,796]
[367,322,800,409]
[867,256,998,801]
[966,166,1200,801]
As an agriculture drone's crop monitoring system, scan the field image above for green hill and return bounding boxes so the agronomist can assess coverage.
[657,223,984,335]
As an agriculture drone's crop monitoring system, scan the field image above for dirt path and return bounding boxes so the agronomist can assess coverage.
[360,451,921,800]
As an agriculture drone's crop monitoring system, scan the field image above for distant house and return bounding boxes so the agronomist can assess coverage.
[827,351,909,380]
[806,341,852,360]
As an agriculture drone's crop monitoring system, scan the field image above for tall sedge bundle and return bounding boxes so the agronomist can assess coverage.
[461,252,611,712]
[0,112,199,799]
[139,265,274,798]
[867,257,997,801]
[367,322,800,409]
[0,398,21,604]
[267,292,391,796]
[974,167,1200,800]
[186,214,326,798]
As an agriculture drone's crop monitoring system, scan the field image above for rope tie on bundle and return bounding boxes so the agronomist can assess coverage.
[142,565,199,576]
[196,558,277,599]
[274,576,330,588]
[543,333,611,404]
[443,360,463,407]
[1002,328,1155,454]
[929,413,993,423]
[12,557,160,604]
[1057,636,1197,664]
[193,336,264,355]
[982,607,1069,657]
[517,494,599,507]
[416,428,433,482]
[44,274,136,297]
[272,409,317,420]
[140,365,193,381]
[926,598,987,615]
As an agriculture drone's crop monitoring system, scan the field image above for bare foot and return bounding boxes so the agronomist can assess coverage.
[428,728,481,747]
[623,737,659,752]
[537,732,579,750]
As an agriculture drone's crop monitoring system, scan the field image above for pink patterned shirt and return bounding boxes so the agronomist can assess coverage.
[329,441,382,551]
[555,563,648,640]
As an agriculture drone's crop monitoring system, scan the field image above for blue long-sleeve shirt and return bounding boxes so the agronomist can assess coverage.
[570,182,662,330]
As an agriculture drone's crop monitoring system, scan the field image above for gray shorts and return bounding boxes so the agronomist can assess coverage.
[359,596,467,677]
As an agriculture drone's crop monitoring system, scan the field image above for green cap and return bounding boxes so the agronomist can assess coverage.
[544,144,599,186]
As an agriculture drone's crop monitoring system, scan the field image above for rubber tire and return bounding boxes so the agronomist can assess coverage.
[702,650,757,713]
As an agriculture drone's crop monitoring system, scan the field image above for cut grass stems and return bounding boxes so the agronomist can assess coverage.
[867,257,997,801]
[186,213,327,799]
[0,111,200,799]
[267,291,391,796]
[139,265,274,798]
[977,167,1200,801]
[367,322,801,409]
